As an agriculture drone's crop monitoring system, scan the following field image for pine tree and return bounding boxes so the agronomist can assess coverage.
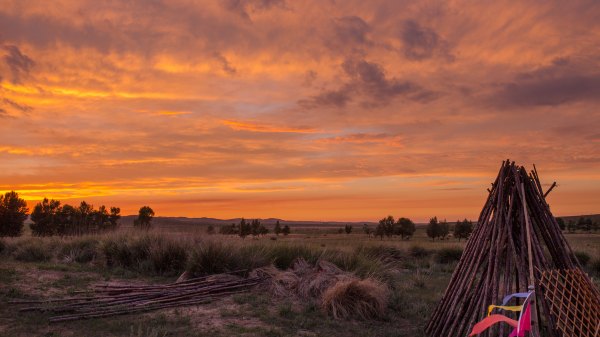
[0,191,29,237]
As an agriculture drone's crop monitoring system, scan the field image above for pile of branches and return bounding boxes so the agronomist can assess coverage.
[10,271,263,323]
[426,160,589,337]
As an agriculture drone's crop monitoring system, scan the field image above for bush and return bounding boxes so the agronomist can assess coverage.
[14,241,52,262]
[149,238,188,275]
[101,236,133,268]
[187,242,242,276]
[101,234,188,275]
[574,251,591,266]
[263,244,320,270]
[409,245,431,258]
[435,247,463,264]
[59,239,99,263]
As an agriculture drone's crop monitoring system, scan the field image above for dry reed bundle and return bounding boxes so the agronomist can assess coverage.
[321,278,389,320]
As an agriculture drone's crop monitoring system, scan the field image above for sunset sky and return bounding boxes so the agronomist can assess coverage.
[0,0,599,222]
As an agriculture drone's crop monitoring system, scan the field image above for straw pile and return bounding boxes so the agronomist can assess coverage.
[253,258,389,320]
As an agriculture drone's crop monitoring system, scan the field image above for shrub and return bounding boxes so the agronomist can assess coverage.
[149,238,188,275]
[574,251,591,266]
[435,247,463,264]
[14,241,52,262]
[101,236,133,268]
[187,242,241,276]
[59,238,98,263]
[262,244,320,270]
[409,245,431,258]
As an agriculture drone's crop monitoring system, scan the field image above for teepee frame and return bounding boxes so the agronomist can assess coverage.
[425,160,598,337]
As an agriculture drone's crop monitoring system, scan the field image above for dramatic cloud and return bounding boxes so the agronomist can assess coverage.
[301,57,436,108]
[3,45,34,84]
[400,20,453,61]
[0,0,598,221]
[491,58,600,107]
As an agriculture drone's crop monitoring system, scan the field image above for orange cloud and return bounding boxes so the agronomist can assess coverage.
[222,120,317,133]
[0,1,598,221]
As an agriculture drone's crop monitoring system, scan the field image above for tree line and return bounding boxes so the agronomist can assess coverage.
[426,217,474,241]
[359,216,417,240]
[556,217,599,233]
[0,191,155,237]
[215,219,290,238]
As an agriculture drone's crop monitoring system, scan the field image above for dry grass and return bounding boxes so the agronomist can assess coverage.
[321,278,389,320]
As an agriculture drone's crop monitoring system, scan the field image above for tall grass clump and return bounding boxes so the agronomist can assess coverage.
[435,247,463,264]
[59,238,99,263]
[102,236,134,268]
[356,245,405,261]
[187,241,246,276]
[148,237,188,275]
[409,245,431,258]
[263,244,321,269]
[101,234,190,275]
[13,239,53,262]
[321,278,389,320]
[574,251,591,266]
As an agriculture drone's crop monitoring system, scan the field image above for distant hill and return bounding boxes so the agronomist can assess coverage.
[556,214,600,223]
[119,215,378,229]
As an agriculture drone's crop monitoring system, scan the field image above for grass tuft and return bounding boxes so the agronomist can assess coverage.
[321,278,389,320]
[435,247,463,264]
[13,240,53,262]
[574,251,591,266]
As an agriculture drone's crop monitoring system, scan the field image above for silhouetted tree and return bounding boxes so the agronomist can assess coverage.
[555,217,566,231]
[375,222,385,240]
[274,220,282,236]
[108,207,121,231]
[576,217,593,232]
[362,224,372,236]
[454,219,474,241]
[567,220,576,233]
[0,191,29,237]
[250,219,261,238]
[439,219,450,240]
[427,216,440,241]
[30,198,61,236]
[344,224,352,234]
[134,206,155,230]
[397,217,416,240]
[238,218,251,239]
[282,225,290,236]
[379,215,395,238]
[259,224,269,236]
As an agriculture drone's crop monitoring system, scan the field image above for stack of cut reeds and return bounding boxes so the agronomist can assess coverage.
[10,270,263,323]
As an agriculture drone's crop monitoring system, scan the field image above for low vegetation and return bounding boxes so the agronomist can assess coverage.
[0,219,598,336]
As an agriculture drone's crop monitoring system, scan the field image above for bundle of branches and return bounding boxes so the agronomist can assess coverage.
[426,160,598,337]
[10,270,263,323]
[253,258,389,320]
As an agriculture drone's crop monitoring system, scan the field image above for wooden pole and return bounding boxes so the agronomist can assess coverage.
[520,182,540,337]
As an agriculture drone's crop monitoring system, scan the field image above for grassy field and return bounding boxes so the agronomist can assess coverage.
[0,227,599,337]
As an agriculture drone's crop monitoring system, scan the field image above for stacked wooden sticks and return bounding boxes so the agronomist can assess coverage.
[10,271,263,323]
[426,160,587,337]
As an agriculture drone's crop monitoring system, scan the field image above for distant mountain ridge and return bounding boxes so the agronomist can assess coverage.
[118,213,600,228]
[119,215,378,228]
